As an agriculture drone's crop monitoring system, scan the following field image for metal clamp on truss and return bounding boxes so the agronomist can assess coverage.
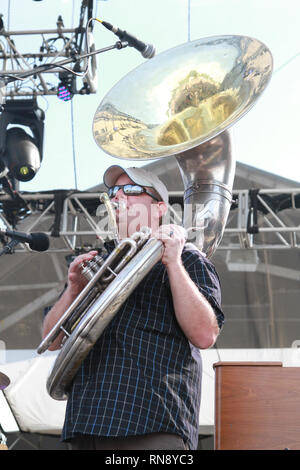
[247,189,260,235]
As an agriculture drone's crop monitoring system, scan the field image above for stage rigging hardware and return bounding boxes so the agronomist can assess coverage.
[0,2,136,254]
[0,0,99,99]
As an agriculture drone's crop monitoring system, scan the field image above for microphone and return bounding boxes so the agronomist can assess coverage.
[0,229,50,252]
[100,21,155,59]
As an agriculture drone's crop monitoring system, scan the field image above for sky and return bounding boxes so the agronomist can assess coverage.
[1,0,300,194]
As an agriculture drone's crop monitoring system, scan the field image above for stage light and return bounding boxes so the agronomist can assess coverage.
[57,84,72,101]
[57,72,76,102]
[5,127,41,182]
[0,98,45,183]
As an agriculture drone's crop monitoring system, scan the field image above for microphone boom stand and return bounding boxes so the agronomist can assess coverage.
[0,238,19,256]
[0,39,128,86]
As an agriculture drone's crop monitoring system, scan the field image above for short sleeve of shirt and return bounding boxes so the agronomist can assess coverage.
[181,246,224,330]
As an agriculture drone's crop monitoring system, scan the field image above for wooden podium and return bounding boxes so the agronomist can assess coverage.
[214,362,300,450]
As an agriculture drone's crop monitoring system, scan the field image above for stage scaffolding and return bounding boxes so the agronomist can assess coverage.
[1,187,300,254]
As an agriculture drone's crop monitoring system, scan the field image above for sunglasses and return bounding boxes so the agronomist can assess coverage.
[108,184,160,201]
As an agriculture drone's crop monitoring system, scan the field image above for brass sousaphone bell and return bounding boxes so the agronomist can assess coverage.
[93,34,273,256]
[39,35,273,400]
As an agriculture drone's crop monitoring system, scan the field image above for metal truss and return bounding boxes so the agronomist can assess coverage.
[1,187,300,254]
[0,190,106,254]
[0,1,97,99]
[222,188,300,251]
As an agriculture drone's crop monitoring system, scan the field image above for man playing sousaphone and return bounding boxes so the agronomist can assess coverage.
[42,164,224,450]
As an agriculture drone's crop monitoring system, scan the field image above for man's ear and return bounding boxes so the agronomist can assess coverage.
[157,201,168,218]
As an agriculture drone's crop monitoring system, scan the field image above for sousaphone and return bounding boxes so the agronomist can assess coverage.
[38,35,273,400]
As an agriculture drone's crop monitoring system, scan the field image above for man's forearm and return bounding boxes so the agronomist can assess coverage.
[166,261,219,349]
[42,287,76,351]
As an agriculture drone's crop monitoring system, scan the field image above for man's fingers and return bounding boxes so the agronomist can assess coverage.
[69,251,98,272]
[155,225,186,241]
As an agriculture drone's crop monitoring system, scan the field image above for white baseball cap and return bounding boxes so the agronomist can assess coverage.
[103,165,169,204]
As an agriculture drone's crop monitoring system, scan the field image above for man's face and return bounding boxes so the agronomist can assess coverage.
[110,173,162,238]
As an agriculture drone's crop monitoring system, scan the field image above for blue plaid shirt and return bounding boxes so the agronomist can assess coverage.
[62,242,223,450]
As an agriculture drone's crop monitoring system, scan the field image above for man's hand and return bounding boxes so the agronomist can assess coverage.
[154,224,186,267]
[67,250,98,298]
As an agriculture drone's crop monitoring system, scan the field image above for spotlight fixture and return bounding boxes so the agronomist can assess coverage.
[0,98,45,182]
[5,127,41,181]
[57,72,76,102]
[57,84,72,101]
